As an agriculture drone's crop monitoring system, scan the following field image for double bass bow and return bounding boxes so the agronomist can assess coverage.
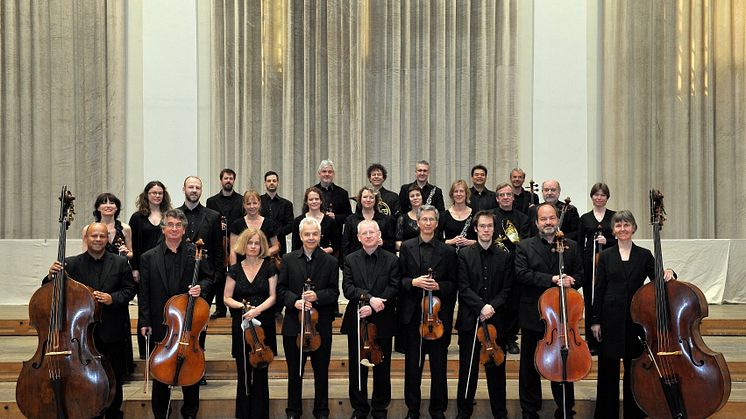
[16,186,115,419]
[630,190,730,418]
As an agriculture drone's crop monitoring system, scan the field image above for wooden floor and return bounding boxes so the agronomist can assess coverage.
[2,303,745,418]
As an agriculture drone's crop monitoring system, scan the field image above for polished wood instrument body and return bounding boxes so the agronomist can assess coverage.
[630,190,730,419]
[16,187,115,419]
[297,278,321,352]
[477,321,505,366]
[420,269,444,340]
[149,240,209,387]
[358,296,383,366]
[242,302,274,369]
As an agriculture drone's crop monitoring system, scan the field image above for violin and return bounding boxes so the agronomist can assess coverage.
[535,231,592,383]
[16,186,115,418]
[419,268,444,340]
[358,295,383,367]
[630,190,730,418]
[149,239,209,387]
[297,278,321,352]
[477,321,505,366]
[241,301,273,369]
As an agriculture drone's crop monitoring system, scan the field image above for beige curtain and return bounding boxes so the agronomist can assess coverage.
[211,0,523,205]
[0,1,126,239]
[601,1,745,239]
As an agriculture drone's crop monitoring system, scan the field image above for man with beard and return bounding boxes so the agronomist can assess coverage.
[313,160,352,238]
[527,179,580,242]
[178,176,222,384]
[515,203,584,419]
[367,163,400,216]
[469,165,497,212]
[206,168,243,319]
[398,160,445,213]
[510,168,539,215]
[260,170,294,255]
[46,222,137,419]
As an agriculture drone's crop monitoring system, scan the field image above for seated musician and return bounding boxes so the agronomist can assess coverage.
[47,222,137,419]
[397,205,458,419]
[590,210,675,419]
[455,211,513,419]
[277,217,340,419]
[138,209,213,419]
[341,220,400,419]
[223,227,278,419]
[514,203,584,419]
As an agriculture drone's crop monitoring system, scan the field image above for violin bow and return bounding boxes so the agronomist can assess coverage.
[464,317,481,399]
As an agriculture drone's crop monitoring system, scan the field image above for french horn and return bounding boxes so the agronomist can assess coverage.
[503,219,521,244]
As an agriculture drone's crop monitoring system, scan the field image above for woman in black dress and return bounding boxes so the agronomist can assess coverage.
[579,183,616,353]
[290,187,340,255]
[229,189,280,264]
[438,179,477,251]
[395,184,422,250]
[590,210,675,419]
[341,186,395,258]
[224,227,278,419]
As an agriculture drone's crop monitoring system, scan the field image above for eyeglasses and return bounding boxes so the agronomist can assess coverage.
[497,192,513,197]
[148,191,164,196]
[165,223,183,229]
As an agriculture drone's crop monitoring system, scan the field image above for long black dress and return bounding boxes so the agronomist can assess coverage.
[228,260,278,419]
[437,208,477,251]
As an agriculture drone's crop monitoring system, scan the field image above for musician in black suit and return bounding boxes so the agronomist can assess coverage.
[277,217,340,419]
[367,163,401,216]
[314,159,352,236]
[590,210,676,419]
[138,209,214,419]
[455,211,513,419]
[527,179,580,242]
[511,168,539,215]
[341,220,400,419]
[398,160,445,213]
[47,222,137,419]
[397,204,458,419]
[515,203,584,419]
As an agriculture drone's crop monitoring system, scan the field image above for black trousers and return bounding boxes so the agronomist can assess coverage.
[582,260,600,352]
[283,334,333,418]
[346,335,393,419]
[235,348,270,419]
[594,356,645,419]
[93,339,127,419]
[456,330,507,418]
[504,284,521,343]
[519,329,575,419]
[206,271,227,314]
[403,320,449,419]
[151,380,200,419]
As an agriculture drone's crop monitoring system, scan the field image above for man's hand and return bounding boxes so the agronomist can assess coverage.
[413,275,439,291]
[302,290,318,302]
[92,291,113,305]
[369,296,386,312]
[358,305,373,318]
[552,274,575,287]
[48,261,64,280]
[140,326,152,337]
[295,299,313,311]
[480,304,495,321]
[188,284,201,297]
[591,324,602,342]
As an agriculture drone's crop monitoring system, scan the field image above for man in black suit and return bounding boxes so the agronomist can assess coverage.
[314,160,352,235]
[511,168,540,215]
[260,170,295,255]
[397,204,457,419]
[527,179,580,242]
[47,222,137,419]
[469,164,497,212]
[455,211,513,419]
[277,217,340,419]
[398,160,445,213]
[367,163,400,216]
[341,220,400,419]
[206,168,243,318]
[515,203,584,419]
[138,209,213,419]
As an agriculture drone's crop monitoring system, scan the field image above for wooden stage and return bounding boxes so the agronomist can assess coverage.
[1,303,744,418]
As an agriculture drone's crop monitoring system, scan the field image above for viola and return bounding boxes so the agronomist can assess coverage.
[419,269,444,340]
[242,301,274,369]
[358,296,383,367]
[297,278,321,352]
[16,187,115,418]
[535,231,592,383]
[477,321,505,366]
[149,239,209,387]
[630,190,730,418]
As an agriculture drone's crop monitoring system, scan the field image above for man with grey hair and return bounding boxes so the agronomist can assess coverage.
[527,179,580,242]
[313,159,352,235]
[398,160,445,213]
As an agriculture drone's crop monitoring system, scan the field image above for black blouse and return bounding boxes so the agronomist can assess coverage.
[396,213,419,242]
[227,260,278,357]
[128,212,162,271]
[579,209,617,266]
[437,208,477,246]
[290,214,341,253]
[229,217,280,263]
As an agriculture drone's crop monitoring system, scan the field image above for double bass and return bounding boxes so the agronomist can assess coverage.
[630,190,730,418]
[16,186,115,418]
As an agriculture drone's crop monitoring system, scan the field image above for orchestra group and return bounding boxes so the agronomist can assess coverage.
[22,159,729,419]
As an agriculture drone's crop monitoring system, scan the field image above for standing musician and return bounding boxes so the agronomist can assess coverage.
[367,163,400,216]
[510,168,539,215]
[46,222,137,419]
[515,203,584,419]
[223,227,278,419]
[277,217,340,419]
[260,170,295,256]
[455,211,513,419]
[397,205,458,419]
[469,165,497,212]
[438,180,477,251]
[341,220,400,419]
[590,210,675,419]
[528,179,580,242]
[341,186,396,259]
[398,160,446,213]
[314,159,353,236]
[138,209,214,419]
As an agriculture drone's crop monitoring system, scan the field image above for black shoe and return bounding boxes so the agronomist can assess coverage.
[590,346,599,356]
[404,414,419,419]
[507,341,520,354]
[209,311,226,320]
[199,378,207,386]
[315,415,329,419]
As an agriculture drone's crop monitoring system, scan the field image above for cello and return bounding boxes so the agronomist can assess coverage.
[16,186,115,419]
[149,239,209,388]
[630,190,730,418]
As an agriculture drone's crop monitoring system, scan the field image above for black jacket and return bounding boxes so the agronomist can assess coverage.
[178,203,223,277]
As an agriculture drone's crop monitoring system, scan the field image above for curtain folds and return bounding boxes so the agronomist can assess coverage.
[0,0,126,238]
[601,0,745,239]
[211,0,523,205]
